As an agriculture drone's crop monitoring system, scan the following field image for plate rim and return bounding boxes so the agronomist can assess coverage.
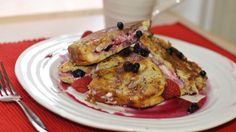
[15,33,236,131]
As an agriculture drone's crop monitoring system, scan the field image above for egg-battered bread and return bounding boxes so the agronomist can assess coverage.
[139,33,207,95]
[58,61,95,84]
[87,54,166,108]
[68,20,151,65]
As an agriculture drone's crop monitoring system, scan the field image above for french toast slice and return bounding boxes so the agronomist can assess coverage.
[139,33,207,95]
[68,20,150,65]
[87,53,166,108]
[58,60,95,84]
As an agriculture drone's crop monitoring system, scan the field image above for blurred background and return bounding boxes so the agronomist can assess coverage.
[0,0,235,45]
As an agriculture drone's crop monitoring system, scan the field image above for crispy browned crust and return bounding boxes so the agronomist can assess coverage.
[87,54,165,108]
[140,33,208,95]
[68,20,151,65]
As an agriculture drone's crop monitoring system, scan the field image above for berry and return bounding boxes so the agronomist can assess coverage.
[133,43,150,57]
[117,22,124,30]
[132,63,140,73]
[135,30,143,38]
[162,79,180,100]
[71,76,92,93]
[123,61,133,72]
[133,43,141,53]
[120,47,132,57]
[199,70,206,77]
[72,69,85,78]
[177,51,184,59]
[166,47,174,55]
[187,103,199,113]
[140,48,150,57]
[104,44,113,51]
[81,30,92,38]
[123,61,140,73]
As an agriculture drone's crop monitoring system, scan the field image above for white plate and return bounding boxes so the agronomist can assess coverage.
[15,34,236,132]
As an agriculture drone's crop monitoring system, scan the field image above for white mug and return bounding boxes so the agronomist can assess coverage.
[103,0,183,27]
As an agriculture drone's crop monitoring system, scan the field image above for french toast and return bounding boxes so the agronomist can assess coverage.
[139,33,207,95]
[87,53,166,108]
[68,20,150,65]
[59,21,208,109]
[58,60,95,84]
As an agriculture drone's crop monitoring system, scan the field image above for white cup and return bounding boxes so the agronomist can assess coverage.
[103,0,157,27]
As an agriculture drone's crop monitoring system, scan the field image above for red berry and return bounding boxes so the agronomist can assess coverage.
[162,79,180,100]
[71,76,92,93]
[81,30,93,38]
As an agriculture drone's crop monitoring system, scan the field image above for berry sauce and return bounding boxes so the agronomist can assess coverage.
[117,97,207,119]
[45,53,53,58]
[59,82,109,113]
[59,81,208,119]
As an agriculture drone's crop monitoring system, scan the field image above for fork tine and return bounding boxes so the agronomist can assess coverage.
[0,71,8,96]
[0,73,4,96]
[0,62,17,95]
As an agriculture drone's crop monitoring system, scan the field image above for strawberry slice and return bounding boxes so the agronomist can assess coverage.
[162,79,181,100]
[81,30,93,38]
[71,76,92,93]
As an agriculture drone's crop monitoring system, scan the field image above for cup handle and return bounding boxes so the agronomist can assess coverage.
[152,0,185,19]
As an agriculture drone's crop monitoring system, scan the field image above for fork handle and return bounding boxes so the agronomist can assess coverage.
[16,100,47,132]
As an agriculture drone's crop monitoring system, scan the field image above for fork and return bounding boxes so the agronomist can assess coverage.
[0,62,47,132]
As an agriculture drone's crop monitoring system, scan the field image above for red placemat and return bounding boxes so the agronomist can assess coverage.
[0,23,235,132]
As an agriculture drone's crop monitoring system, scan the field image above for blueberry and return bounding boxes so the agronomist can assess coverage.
[120,47,132,57]
[133,43,149,57]
[72,69,85,78]
[132,63,140,73]
[123,61,133,72]
[133,43,141,53]
[176,51,184,59]
[123,62,140,73]
[117,22,124,30]
[166,47,174,55]
[135,30,143,38]
[104,44,113,51]
[199,70,206,77]
[187,103,199,113]
[140,48,150,57]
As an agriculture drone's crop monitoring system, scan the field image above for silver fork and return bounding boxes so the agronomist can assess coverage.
[0,62,47,132]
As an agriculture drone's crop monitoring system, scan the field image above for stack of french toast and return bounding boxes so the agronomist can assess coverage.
[58,20,207,108]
